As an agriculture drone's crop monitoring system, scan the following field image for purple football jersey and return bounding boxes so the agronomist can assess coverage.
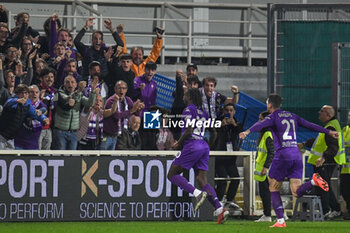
[249,109,329,160]
[181,104,209,145]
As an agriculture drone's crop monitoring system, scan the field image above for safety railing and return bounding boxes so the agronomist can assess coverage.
[3,0,268,66]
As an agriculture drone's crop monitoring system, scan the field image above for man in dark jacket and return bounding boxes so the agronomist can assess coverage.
[214,103,243,210]
[117,115,141,150]
[74,17,124,81]
[106,53,135,98]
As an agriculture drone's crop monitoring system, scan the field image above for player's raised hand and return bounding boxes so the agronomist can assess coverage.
[329,130,339,139]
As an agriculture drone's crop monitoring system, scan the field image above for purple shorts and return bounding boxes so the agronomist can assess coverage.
[172,139,209,171]
[268,159,303,181]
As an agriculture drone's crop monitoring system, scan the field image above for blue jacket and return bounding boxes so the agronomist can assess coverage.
[0,96,47,140]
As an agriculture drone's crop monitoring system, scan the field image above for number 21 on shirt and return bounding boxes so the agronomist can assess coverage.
[281,119,296,140]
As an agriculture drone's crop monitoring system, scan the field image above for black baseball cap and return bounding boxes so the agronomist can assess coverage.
[186,63,198,71]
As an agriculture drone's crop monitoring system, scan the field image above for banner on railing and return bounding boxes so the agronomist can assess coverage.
[0,155,214,222]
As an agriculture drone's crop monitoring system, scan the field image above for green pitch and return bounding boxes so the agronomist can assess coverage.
[1,220,349,233]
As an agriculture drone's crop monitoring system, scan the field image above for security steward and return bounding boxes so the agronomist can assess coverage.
[299,105,346,218]
[341,111,350,220]
[254,111,274,222]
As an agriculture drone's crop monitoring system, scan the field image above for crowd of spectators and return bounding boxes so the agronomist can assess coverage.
[0,8,245,213]
[0,8,241,153]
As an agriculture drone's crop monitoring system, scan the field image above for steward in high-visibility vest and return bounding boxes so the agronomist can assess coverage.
[342,125,350,174]
[254,131,274,181]
[307,118,346,166]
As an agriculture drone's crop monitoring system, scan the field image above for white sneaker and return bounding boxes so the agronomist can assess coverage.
[326,211,341,219]
[254,215,272,222]
[225,201,243,211]
[284,213,289,221]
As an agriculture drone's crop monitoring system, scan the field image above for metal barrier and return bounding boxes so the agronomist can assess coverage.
[3,0,267,66]
[0,149,256,216]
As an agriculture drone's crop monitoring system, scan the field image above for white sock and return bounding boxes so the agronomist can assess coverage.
[311,179,315,185]
[193,189,201,197]
[277,218,285,224]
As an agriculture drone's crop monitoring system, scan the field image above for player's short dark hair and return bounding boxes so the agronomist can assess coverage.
[145,61,157,70]
[260,110,270,118]
[267,93,282,109]
[186,88,202,109]
[202,76,217,87]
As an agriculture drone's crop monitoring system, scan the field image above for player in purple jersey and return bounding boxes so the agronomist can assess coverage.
[167,88,229,224]
[239,93,338,228]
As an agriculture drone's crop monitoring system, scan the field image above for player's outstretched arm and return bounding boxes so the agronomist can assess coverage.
[297,115,330,134]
